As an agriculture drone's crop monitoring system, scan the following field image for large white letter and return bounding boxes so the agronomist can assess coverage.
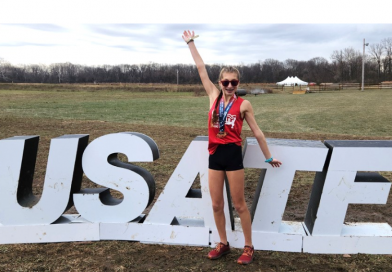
[244,138,328,232]
[74,132,159,223]
[303,140,392,254]
[145,136,233,230]
[305,140,392,236]
[242,138,328,251]
[0,135,88,225]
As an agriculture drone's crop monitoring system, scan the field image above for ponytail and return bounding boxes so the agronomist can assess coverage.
[211,90,223,126]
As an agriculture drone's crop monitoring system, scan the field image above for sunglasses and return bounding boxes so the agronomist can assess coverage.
[220,80,239,87]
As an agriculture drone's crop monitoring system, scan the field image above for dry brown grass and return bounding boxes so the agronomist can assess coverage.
[1,116,392,271]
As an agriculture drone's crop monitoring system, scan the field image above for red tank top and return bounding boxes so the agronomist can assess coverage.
[208,96,244,154]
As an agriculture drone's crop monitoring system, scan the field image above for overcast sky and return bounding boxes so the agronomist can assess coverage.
[1,1,390,67]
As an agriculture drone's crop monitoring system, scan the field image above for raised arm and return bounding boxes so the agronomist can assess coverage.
[182,30,220,102]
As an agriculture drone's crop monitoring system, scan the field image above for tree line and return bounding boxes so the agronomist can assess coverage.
[1,37,391,84]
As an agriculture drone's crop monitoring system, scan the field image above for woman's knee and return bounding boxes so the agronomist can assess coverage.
[211,201,224,213]
[233,201,248,214]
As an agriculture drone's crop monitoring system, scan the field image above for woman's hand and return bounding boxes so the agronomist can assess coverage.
[182,30,198,44]
[269,159,282,168]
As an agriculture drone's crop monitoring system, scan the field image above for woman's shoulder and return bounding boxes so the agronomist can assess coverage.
[237,96,249,105]
[239,98,252,111]
[236,96,244,102]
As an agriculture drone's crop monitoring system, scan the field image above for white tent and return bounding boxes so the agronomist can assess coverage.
[276,76,308,86]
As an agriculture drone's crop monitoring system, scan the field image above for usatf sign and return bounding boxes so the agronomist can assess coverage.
[0,133,391,254]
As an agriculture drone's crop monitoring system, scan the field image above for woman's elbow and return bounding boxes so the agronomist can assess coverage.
[253,130,265,141]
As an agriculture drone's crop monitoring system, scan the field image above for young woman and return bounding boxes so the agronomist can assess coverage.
[182,30,282,265]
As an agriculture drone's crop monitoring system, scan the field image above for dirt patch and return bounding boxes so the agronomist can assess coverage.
[1,117,392,271]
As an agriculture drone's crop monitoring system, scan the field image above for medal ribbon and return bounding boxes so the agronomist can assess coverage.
[218,95,237,133]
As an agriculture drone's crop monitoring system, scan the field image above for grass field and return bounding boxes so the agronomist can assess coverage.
[1,85,392,137]
[0,83,392,272]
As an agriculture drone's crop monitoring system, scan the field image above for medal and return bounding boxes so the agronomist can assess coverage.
[217,94,236,139]
[216,131,227,138]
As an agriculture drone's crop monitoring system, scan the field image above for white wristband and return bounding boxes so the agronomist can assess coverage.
[186,35,199,44]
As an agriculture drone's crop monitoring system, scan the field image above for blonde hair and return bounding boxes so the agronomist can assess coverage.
[218,66,240,82]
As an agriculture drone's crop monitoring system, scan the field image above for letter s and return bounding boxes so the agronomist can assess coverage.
[74,132,159,223]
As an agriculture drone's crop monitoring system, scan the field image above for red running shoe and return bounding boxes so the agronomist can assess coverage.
[237,245,254,265]
[207,242,230,260]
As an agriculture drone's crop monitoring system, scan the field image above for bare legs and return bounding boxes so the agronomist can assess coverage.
[208,169,228,244]
[208,169,252,247]
[227,169,252,247]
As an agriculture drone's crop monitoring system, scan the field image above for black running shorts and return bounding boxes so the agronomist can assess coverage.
[208,143,244,171]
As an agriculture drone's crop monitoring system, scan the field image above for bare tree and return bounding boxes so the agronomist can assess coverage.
[0,58,11,82]
[331,50,346,82]
[382,37,392,80]
[306,57,333,83]
[343,47,361,82]
[25,64,49,83]
[369,43,384,80]
[262,59,284,82]
[284,59,300,76]
[49,63,65,83]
